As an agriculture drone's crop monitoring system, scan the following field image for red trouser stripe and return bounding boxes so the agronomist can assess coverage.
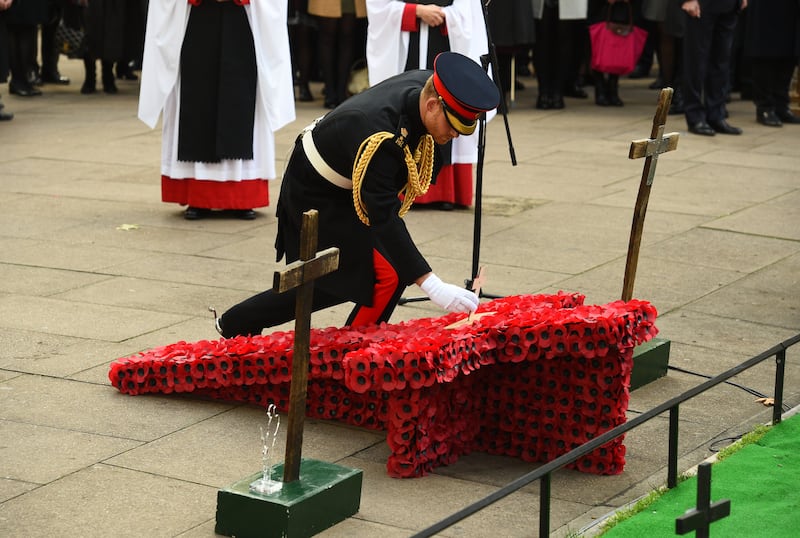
[349,249,400,327]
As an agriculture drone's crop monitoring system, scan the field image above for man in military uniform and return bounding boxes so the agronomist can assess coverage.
[217,51,500,337]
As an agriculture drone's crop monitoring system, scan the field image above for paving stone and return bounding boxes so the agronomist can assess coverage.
[0,420,139,484]
[0,464,216,538]
[0,295,189,341]
[0,374,234,441]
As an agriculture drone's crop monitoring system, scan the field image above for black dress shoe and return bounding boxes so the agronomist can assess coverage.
[563,84,588,98]
[184,207,211,220]
[9,82,42,97]
[776,109,800,124]
[550,92,565,109]
[103,79,118,94]
[688,121,715,136]
[535,94,552,110]
[236,209,256,220]
[708,119,742,135]
[296,84,313,102]
[0,110,13,121]
[116,67,138,81]
[41,72,70,85]
[756,110,782,127]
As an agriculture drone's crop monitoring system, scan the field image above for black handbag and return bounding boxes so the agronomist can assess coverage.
[54,20,87,59]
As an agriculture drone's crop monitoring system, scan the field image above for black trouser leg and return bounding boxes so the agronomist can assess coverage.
[8,24,37,88]
[750,59,776,112]
[316,16,339,106]
[773,57,796,113]
[335,14,356,105]
[41,17,60,77]
[219,286,345,337]
[81,56,96,93]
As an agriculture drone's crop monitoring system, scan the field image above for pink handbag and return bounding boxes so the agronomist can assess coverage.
[589,5,648,76]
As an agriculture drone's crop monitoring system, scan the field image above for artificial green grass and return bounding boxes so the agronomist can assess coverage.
[599,413,800,537]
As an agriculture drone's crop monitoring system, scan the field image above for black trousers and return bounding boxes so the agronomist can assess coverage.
[682,8,738,124]
[218,280,406,337]
[533,4,581,96]
[750,57,796,113]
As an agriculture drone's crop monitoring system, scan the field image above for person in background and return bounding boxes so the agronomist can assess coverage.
[137,0,295,220]
[288,0,316,102]
[81,0,126,94]
[485,0,535,99]
[115,0,146,81]
[642,0,686,115]
[366,0,490,210]
[38,0,70,85]
[215,52,499,337]
[308,0,366,109]
[743,0,799,127]
[532,0,588,109]
[6,0,46,97]
[681,0,747,136]
[589,0,643,107]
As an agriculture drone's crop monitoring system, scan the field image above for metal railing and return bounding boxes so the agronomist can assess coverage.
[411,333,800,538]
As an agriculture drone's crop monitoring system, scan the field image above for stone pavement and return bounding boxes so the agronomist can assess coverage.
[1,58,798,538]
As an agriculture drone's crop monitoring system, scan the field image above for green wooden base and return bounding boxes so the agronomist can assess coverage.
[215,459,362,538]
[630,337,671,391]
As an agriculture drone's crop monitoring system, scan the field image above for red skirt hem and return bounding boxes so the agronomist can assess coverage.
[161,176,269,209]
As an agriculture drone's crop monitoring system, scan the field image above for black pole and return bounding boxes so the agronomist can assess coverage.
[466,0,516,295]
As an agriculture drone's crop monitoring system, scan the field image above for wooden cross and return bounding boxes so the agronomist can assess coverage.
[445,267,493,329]
[273,209,339,483]
[622,87,680,301]
[676,462,731,537]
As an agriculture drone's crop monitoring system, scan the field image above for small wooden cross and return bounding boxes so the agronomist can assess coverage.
[622,87,680,302]
[467,266,486,322]
[445,267,493,329]
[676,462,731,537]
[273,209,339,483]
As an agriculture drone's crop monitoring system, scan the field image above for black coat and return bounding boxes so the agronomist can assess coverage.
[6,0,48,25]
[85,0,126,60]
[275,70,441,306]
[487,0,535,48]
[744,0,800,57]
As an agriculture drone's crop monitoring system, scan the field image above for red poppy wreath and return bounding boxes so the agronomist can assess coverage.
[109,292,657,478]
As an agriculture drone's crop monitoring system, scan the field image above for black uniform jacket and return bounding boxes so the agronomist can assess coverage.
[275,70,443,306]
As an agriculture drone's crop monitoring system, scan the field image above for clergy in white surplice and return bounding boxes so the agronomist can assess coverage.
[138,0,295,220]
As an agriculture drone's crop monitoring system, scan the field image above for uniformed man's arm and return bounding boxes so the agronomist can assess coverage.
[359,142,431,284]
[360,143,477,314]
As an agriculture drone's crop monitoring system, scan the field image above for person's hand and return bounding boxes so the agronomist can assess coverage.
[419,273,479,314]
[416,4,445,27]
[682,0,701,18]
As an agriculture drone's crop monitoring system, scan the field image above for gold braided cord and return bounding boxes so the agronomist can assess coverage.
[351,132,435,226]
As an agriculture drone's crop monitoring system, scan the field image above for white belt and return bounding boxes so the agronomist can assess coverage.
[301,126,353,190]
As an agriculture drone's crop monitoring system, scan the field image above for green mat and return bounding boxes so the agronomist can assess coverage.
[600,413,800,537]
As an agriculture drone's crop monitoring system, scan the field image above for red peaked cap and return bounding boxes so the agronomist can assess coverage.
[432,52,500,135]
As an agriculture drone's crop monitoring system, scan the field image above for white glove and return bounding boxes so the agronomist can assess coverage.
[420,274,479,314]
